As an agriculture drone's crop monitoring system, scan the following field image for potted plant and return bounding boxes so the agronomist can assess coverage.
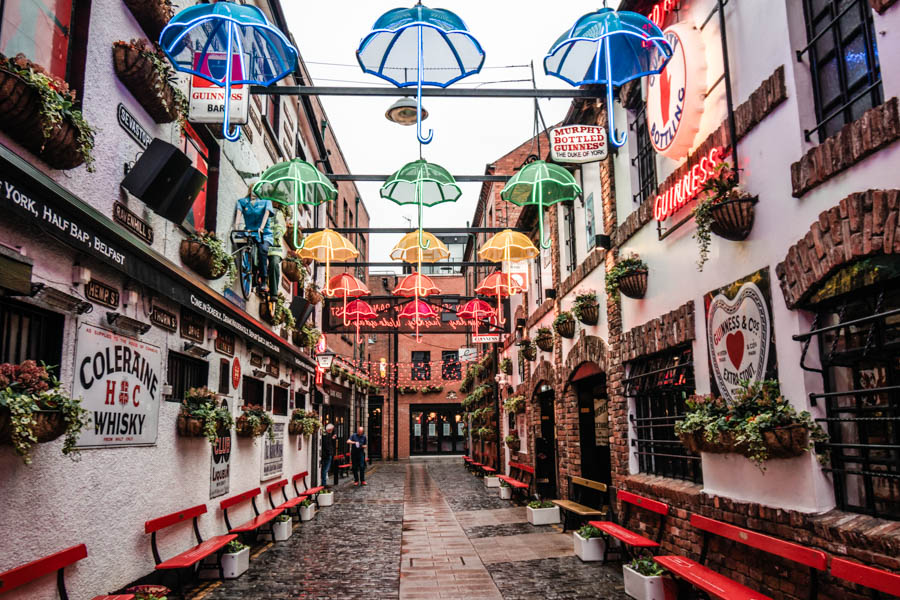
[623,552,677,600]
[0,361,89,465]
[503,395,525,414]
[527,500,561,526]
[112,40,187,124]
[318,489,334,507]
[535,327,554,351]
[606,254,648,300]
[179,229,236,282]
[260,293,296,330]
[573,291,600,325]
[553,311,576,339]
[282,251,308,284]
[573,524,606,562]
[0,53,96,170]
[505,433,521,452]
[294,324,321,352]
[299,497,316,521]
[125,585,171,600]
[692,162,758,271]
[518,340,537,362]
[499,357,512,375]
[123,0,174,40]
[235,405,275,440]
[273,513,293,541]
[305,282,323,305]
[220,540,250,579]
[177,387,233,446]
[288,408,321,436]
[498,479,512,500]
[483,470,500,488]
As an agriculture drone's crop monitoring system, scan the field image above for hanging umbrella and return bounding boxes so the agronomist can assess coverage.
[475,271,521,325]
[326,273,370,323]
[357,3,485,144]
[381,159,461,250]
[394,271,441,341]
[159,1,298,141]
[457,298,496,339]
[478,228,539,292]
[390,230,450,273]
[296,229,359,286]
[544,8,672,148]
[500,161,582,249]
[253,159,337,248]
[398,299,439,342]
[340,299,378,343]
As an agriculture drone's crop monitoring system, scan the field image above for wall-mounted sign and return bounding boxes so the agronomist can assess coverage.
[504,261,530,291]
[210,398,231,499]
[232,357,241,390]
[250,353,264,368]
[265,360,280,378]
[117,103,151,149]
[654,147,724,221]
[705,273,776,403]
[73,323,161,447]
[549,125,608,163]
[648,0,682,27]
[180,307,205,343]
[646,22,707,160]
[261,422,284,481]
[215,331,235,356]
[150,306,177,332]
[459,347,477,362]
[113,202,153,245]
[86,279,119,309]
[472,334,500,344]
[188,53,248,124]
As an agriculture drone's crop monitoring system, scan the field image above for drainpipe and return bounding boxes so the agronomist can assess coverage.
[717,0,739,182]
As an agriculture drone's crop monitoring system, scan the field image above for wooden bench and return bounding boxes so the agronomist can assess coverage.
[292,470,324,507]
[654,514,827,600]
[552,476,609,532]
[221,488,284,541]
[145,504,237,594]
[266,478,309,519]
[589,489,668,560]
[0,544,133,599]
[831,557,900,599]
[337,453,352,478]
[498,461,534,502]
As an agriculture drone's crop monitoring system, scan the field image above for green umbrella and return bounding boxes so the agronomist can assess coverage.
[500,160,582,249]
[252,159,338,248]
[380,159,462,249]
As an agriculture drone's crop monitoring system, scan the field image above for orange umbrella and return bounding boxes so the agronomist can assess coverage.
[457,298,496,338]
[390,230,450,273]
[394,272,441,341]
[327,273,370,324]
[478,229,539,294]
[340,298,378,343]
[297,229,359,285]
[475,271,521,325]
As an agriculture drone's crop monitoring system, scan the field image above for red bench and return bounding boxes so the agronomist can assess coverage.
[654,514,827,600]
[498,461,534,502]
[266,478,309,518]
[589,489,668,560]
[0,544,133,599]
[145,504,237,594]
[831,557,900,599]
[220,488,284,540]
[292,470,324,507]
[337,453,352,478]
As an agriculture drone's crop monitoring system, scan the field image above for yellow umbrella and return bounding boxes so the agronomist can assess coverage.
[478,229,539,293]
[390,230,450,273]
[297,229,359,291]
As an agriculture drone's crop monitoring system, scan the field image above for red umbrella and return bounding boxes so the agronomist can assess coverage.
[457,298,496,338]
[340,298,378,343]
[475,271,521,325]
[394,271,441,342]
[327,273,370,325]
[398,299,438,342]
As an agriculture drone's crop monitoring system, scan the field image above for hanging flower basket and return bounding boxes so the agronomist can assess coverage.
[177,413,206,438]
[179,235,231,280]
[554,312,576,339]
[535,330,554,352]
[282,258,305,283]
[618,269,648,299]
[112,40,185,124]
[259,301,274,324]
[709,196,758,241]
[284,225,302,251]
[505,435,521,452]
[521,344,537,362]
[305,285,323,305]
[573,293,600,325]
[762,424,809,459]
[122,0,173,40]
[235,415,269,438]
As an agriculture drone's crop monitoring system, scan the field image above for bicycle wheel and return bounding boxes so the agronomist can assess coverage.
[237,248,253,300]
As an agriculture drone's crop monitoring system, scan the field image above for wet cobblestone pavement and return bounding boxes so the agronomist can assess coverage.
[187,458,628,600]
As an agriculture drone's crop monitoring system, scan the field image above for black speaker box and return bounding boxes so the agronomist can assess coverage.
[121,138,207,225]
[290,297,313,328]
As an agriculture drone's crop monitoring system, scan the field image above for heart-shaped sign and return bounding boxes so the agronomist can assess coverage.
[706,282,770,403]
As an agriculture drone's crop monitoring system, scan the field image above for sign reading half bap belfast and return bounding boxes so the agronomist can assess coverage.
[73,323,162,447]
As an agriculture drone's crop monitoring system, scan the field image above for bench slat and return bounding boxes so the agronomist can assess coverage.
[831,557,900,595]
[0,544,87,594]
[618,490,668,515]
[509,462,535,474]
[305,486,324,495]
[654,555,771,600]
[481,466,496,473]
[552,500,606,517]
[229,509,283,533]
[220,488,261,510]
[571,476,607,492]
[497,476,529,489]
[278,495,308,510]
[156,535,237,570]
[588,521,659,548]
[292,471,309,482]
[690,515,827,571]
[266,479,288,494]
[145,505,206,534]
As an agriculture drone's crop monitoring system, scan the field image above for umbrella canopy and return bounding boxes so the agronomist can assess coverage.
[357,4,484,143]
[381,160,461,250]
[394,272,440,297]
[457,298,496,338]
[544,8,672,147]
[340,298,378,343]
[475,271,521,325]
[500,161,582,249]
[398,299,439,320]
[159,1,297,141]
[390,230,450,268]
[253,159,337,248]
[478,229,539,263]
[296,229,359,285]
[327,273,370,325]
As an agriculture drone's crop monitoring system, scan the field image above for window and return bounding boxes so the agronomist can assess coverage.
[585,192,595,252]
[442,298,458,323]
[630,102,657,204]
[563,203,576,275]
[626,346,701,483]
[180,124,211,231]
[167,352,209,403]
[797,258,900,519]
[265,95,280,134]
[272,385,288,416]
[218,358,230,395]
[800,0,882,142]
[411,351,431,381]
[442,350,461,381]
[534,246,545,306]
[0,297,63,372]
[242,376,264,408]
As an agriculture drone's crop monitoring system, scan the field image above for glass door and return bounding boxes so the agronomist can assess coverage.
[410,405,467,455]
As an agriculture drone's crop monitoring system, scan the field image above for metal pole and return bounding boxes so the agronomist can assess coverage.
[493,344,501,471]
[393,327,399,461]
[326,174,510,183]
[250,85,601,99]
[303,227,524,234]
[717,0,739,181]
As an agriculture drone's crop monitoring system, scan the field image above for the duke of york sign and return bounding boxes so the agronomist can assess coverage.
[706,281,771,403]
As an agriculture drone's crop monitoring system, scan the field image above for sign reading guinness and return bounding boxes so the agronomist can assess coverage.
[180,306,205,343]
[113,202,154,245]
[150,306,177,332]
[117,103,151,149]
[86,279,119,308]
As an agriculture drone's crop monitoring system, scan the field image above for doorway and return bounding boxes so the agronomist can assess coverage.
[574,372,611,484]
[410,404,466,455]
[535,386,557,499]
[368,397,383,460]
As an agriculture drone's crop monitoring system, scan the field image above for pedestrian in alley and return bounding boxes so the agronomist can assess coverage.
[348,426,367,486]
[321,423,337,488]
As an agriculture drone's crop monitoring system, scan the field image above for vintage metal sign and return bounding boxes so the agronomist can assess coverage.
[73,323,161,447]
[180,307,205,342]
[188,52,249,124]
[215,331,235,356]
[261,422,285,481]
[86,279,119,308]
[210,399,231,499]
[117,103,151,149]
[232,357,242,390]
[549,125,607,163]
[113,202,154,245]
[323,297,509,335]
[149,306,177,332]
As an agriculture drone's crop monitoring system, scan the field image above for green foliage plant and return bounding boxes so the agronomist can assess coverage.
[605,254,647,301]
[188,229,236,285]
[572,291,599,321]
[182,386,233,445]
[238,404,275,441]
[528,500,555,509]
[503,395,525,414]
[692,162,753,271]
[576,524,602,539]
[629,551,666,577]
[224,540,248,554]
[290,408,322,435]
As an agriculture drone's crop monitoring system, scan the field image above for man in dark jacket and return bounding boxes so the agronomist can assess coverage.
[321,423,337,488]
[348,426,368,486]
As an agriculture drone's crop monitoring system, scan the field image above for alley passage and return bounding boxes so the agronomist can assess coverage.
[192,459,628,600]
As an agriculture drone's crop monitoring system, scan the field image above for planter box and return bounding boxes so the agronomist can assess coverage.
[484,475,499,488]
[573,532,606,562]
[623,565,677,600]
[498,486,512,500]
[221,547,250,579]
[527,506,561,526]
[273,519,292,541]
[300,504,316,521]
[318,492,334,507]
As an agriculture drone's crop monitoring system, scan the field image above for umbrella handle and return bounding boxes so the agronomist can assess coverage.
[537,181,552,249]
[222,21,242,142]
[605,36,627,148]
[416,185,431,250]
[416,25,433,145]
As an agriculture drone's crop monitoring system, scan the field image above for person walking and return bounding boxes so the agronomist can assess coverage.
[321,423,337,488]
[348,426,368,486]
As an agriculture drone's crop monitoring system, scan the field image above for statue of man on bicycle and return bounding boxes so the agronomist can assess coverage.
[232,185,281,300]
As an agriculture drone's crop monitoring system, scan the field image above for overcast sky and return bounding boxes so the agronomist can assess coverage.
[284,1,616,267]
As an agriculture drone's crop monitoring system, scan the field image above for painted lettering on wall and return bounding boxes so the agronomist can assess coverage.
[648,0,682,28]
[653,147,724,221]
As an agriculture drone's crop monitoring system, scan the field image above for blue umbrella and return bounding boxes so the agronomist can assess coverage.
[544,8,672,148]
[357,3,485,144]
[160,1,298,141]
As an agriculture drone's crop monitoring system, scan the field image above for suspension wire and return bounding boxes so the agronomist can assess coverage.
[305,60,532,70]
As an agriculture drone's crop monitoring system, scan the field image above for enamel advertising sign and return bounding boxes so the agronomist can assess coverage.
[189,52,249,124]
[549,125,608,163]
[73,323,162,447]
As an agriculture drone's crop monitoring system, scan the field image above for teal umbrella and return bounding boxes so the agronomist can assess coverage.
[380,159,461,249]
[500,160,582,249]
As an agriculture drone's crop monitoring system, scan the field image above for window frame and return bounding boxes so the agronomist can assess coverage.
[0,297,64,373]
[411,350,431,381]
[441,350,461,381]
[630,101,657,205]
[167,351,209,403]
